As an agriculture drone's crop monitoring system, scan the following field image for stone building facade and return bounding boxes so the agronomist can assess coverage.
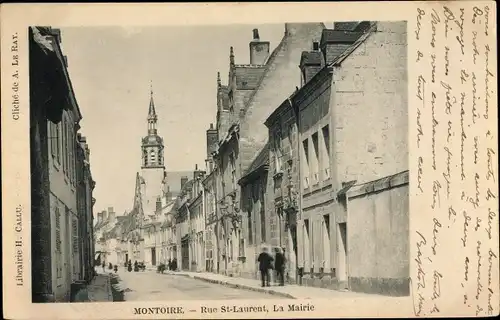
[237,143,270,279]
[88,22,409,298]
[188,167,206,272]
[30,26,96,302]
[213,23,325,278]
[292,21,409,295]
[264,98,301,284]
[75,135,96,283]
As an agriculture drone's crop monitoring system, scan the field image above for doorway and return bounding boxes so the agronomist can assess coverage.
[181,240,189,270]
[151,247,156,266]
[125,253,129,265]
[337,222,348,286]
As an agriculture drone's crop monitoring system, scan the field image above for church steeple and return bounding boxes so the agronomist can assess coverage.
[141,81,165,169]
[147,82,158,135]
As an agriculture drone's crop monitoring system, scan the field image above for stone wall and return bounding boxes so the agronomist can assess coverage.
[347,171,409,296]
[332,21,408,186]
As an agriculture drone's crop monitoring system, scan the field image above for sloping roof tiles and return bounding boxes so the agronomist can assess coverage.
[300,51,323,66]
[235,66,266,90]
[241,140,270,180]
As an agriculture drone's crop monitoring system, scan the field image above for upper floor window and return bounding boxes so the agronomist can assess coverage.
[49,122,62,164]
[321,125,331,180]
[302,139,310,189]
[311,132,319,185]
[274,128,283,173]
[62,117,68,173]
[229,152,236,190]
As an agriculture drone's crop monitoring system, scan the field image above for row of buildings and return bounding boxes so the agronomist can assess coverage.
[30,27,96,302]
[95,21,409,296]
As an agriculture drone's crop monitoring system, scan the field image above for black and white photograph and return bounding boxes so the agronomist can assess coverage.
[3,2,497,319]
[29,20,410,303]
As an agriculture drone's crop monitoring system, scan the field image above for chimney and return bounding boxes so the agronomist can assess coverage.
[181,176,188,191]
[97,212,103,224]
[299,42,324,86]
[166,186,172,201]
[320,26,362,65]
[249,28,270,65]
[107,207,115,223]
[206,123,218,159]
[156,196,162,214]
[229,46,235,66]
[102,210,108,222]
[194,164,205,181]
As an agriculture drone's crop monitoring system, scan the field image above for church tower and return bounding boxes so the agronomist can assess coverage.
[140,83,167,216]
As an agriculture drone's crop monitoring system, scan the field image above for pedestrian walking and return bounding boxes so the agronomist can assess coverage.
[274,247,286,286]
[102,261,106,273]
[172,258,178,271]
[134,260,139,272]
[257,246,273,287]
[127,260,132,272]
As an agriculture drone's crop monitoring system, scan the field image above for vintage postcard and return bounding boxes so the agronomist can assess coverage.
[1,2,498,319]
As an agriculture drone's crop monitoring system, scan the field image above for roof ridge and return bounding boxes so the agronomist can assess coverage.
[329,22,378,67]
[234,64,266,68]
[238,30,289,121]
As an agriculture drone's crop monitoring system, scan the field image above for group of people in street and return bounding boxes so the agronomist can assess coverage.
[99,247,285,288]
[257,246,286,287]
[167,258,178,271]
[101,261,118,273]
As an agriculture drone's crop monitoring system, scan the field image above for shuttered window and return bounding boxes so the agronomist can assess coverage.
[55,207,62,278]
[72,218,78,253]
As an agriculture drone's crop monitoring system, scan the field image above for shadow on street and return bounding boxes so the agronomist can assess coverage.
[109,274,125,302]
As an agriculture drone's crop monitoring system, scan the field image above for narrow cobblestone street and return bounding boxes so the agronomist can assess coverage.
[115,270,285,301]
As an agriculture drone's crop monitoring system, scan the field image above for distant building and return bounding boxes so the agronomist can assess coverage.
[76,134,96,283]
[92,88,195,269]
[175,177,194,270]
[202,123,218,272]
[188,165,206,272]
[30,26,95,302]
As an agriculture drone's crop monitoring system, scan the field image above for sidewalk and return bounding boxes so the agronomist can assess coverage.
[162,270,391,300]
[73,271,114,302]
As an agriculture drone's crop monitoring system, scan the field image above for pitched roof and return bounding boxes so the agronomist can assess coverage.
[218,85,230,111]
[237,23,325,172]
[333,22,362,31]
[320,30,364,46]
[30,27,81,124]
[239,137,269,176]
[329,22,378,67]
[240,141,270,183]
[235,65,266,90]
[300,51,323,66]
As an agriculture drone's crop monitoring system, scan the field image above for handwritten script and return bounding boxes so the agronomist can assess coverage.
[411,2,498,317]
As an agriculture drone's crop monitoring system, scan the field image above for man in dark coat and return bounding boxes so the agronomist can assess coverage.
[274,247,286,286]
[257,246,274,287]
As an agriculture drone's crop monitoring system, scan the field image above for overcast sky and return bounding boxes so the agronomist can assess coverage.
[60,24,285,215]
